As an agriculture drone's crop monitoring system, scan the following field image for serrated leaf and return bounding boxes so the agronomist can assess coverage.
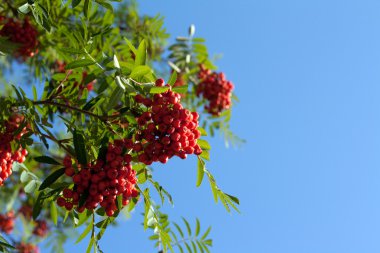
[199,150,210,161]
[39,168,65,190]
[76,221,93,244]
[20,171,30,183]
[106,86,124,111]
[135,40,147,66]
[115,76,125,90]
[201,226,211,240]
[198,127,207,136]
[113,55,120,69]
[182,218,191,236]
[168,71,177,86]
[197,139,211,150]
[72,0,82,8]
[95,0,113,11]
[225,194,240,205]
[83,0,90,18]
[33,192,44,220]
[0,240,14,250]
[196,159,205,187]
[24,180,38,193]
[65,59,94,69]
[124,38,137,55]
[34,156,61,165]
[85,238,94,253]
[177,244,184,253]
[73,129,87,165]
[129,66,151,80]
[50,203,58,226]
[18,3,30,14]
[83,96,102,111]
[77,210,92,227]
[173,222,184,238]
[184,242,192,253]
[195,218,201,236]
[191,241,198,253]
[150,86,170,94]
[173,85,188,94]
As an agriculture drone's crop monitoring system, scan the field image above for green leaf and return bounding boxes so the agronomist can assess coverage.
[150,86,170,94]
[34,156,61,165]
[196,159,205,187]
[197,139,211,150]
[24,180,38,193]
[191,241,198,253]
[201,226,211,240]
[73,129,88,165]
[135,40,147,66]
[124,38,137,55]
[20,171,31,183]
[83,0,90,18]
[18,3,30,14]
[182,217,192,236]
[82,96,102,111]
[39,168,65,190]
[77,210,92,227]
[85,238,94,253]
[106,86,124,111]
[195,218,201,236]
[76,221,93,244]
[95,0,113,11]
[113,55,120,69]
[199,150,210,161]
[50,203,58,226]
[115,76,125,90]
[184,242,192,253]
[225,194,240,205]
[173,222,184,238]
[173,85,188,94]
[198,127,207,136]
[0,240,14,250]
[72,0,82,8]
[33,192,44,220]
[168,71,177,86]
[65,59,94,69]
[129,66,152,80]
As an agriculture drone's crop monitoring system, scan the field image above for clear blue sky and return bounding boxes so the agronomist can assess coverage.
[62,0,380,252]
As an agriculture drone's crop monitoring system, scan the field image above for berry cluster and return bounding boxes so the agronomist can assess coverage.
[33,220,48,237]
[132,78,202,165]
[197,65,234,116]
[0,114,29,185]
[16,243,39,253]
[0,17,38,59]
[57,143,138,216]
[0,211,15,234]
[18,204,33,220]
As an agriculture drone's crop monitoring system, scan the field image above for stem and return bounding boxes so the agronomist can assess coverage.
[32,100,124,139]
[49,70,73,99]
[39,133,73,156]
[33,100,106,120]
[128,78,154,86]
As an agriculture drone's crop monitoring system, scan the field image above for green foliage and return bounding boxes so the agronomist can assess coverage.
[0,0,242,252]
[148,209,213,253]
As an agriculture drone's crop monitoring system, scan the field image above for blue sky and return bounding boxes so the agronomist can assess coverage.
[62,0,380,252]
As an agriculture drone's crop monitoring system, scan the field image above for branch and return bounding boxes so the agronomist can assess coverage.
[32,100,106,120]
